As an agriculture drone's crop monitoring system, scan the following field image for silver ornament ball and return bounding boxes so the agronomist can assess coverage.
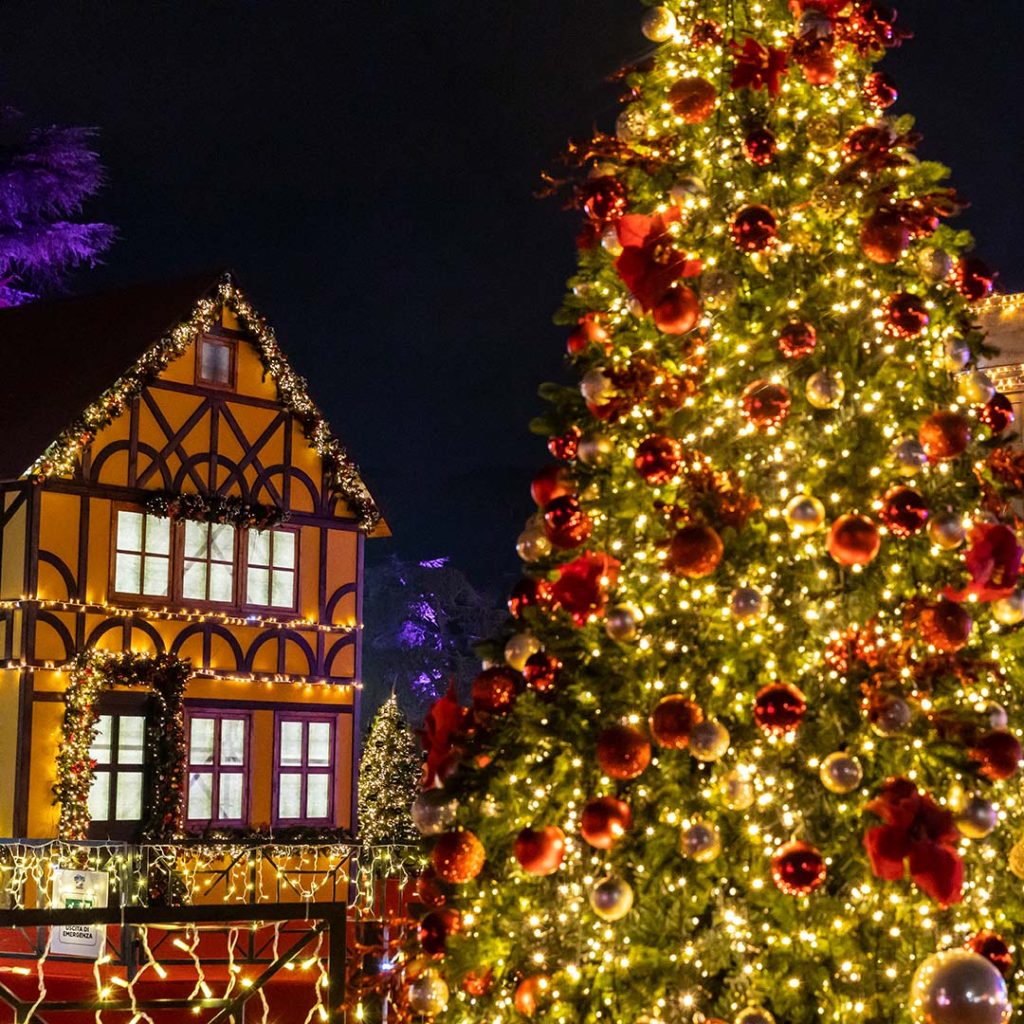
[578,433,614,466]
[918,247,954,283]
[605,604,641,642]
[730,586,767,623]
[411,790,458,836]
[581,368,615,405]
[516,527,551,563]
[872,695,912,736]
[992,592,1024,626]
[806,368,845,410]
[820,752,864,795]
[954,796,999,840]
[928,513,966,551]
[407,970,450,1016]
[959,370,996,406]
[894,438,928,476]
[680,819,721,862]
[943,336,971,372]
[590,876,634,921]
[670,176,707,203]
[910,949,1010,1024]
[720,767,756,810]
[735,1008,776,1024]
[689,719,731,762]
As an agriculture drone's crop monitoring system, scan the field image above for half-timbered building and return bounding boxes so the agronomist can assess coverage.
[0,271,388,842]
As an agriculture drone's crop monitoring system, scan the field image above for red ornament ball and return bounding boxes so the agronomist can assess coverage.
[508,577,554,619]
[778,321,817,359]
[919,411,971,461]
[650,694,704,749]
[860,208,910,264]
[596,724,652,780]
[863,71,898,109]
[771,840,827,896]
[880,486,929,538]
[741,380,791,429]
[634,435,683,485]
[652,283,701,334]
[531,465,573,507]
[668,524,724,578]
[967,931,1014,978]
[462,969,493,997]
[754,682,808,735]
[543,494,592,548]
[432,830,485,884]
[522,651,561,692]
[796,40,837,85]
[919,598,973,653]
[882,292,930,339]
[730,205,778,253]
[514,825,566,876]
[548,426,581,462]
[513,976,549,1017]
[567,318,610,356]
[981,393,1015,435]
[667,76,718,123]
[743,127,777,167]
[827,514,881,567]
[471,666,521,714]
[689,19,723,46]
[418,908,461,955]
[970,729,1022,781]
[951,256,996,300]
[581,176,627,223]
[580,795,633,849]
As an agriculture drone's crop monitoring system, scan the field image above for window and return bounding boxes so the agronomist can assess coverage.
[182,521,236,603]
[274,714,336,826]
[185,711,249,827]
[246,529,297,608]
[197,336,235,387]
[113,510,171,597]
[87,713,146,837]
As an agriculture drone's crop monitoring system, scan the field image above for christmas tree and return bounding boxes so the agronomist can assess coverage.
[359,694,421,845]
[406,3,1024,1024]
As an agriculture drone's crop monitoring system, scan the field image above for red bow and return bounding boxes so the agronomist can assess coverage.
[730,37,789,96]
[551,552,621,625]
[864,777,963,906]
[614,209,701,310]
[945,523,1023,604]
[420,681,470,788]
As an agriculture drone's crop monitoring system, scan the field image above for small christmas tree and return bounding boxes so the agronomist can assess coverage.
[406,3,1024,1024]
[359,694,421,845]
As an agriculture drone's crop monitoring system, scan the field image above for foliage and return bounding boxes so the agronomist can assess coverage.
[358,694,421,844]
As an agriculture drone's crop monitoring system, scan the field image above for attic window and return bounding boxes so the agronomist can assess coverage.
[197,336,236,388]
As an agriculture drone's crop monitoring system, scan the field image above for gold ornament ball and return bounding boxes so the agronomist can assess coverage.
[954,796,999,840]
[505,632,542,671]
[641,5,676,41]
[601,227,623,255]
[516,527,551,563]
[992,591,1024,626]
[944,337,971,372]
[735,1008,776,1024]
[581,368,616,405]
[616,106,648,143]
[689,719,730,762]
[820,752,863,795]
[805,114,839,150]
[1010,837,1024,879]
[590,876,634,921]
[894,438,928,476]
[407,970,450,1016]
[670,176,706,203]
[784,494,826,534]
[605,604,641,642]
[729,586,767,623]
[578,434,614,466]
[909,950,1010,1024]
[720,768,756,810]
[680,819,722,862]
[806,368,845,410]
[958,370,995,406]
[918,247,953,283]
[928,513,966,550]
[811,183,844,218]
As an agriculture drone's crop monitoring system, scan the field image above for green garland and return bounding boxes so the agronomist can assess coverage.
[53,650,190,841]
[143,490,287,530]
[29,273,381,531]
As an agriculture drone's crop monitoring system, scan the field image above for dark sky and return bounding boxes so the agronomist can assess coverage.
[3,1,1022,593]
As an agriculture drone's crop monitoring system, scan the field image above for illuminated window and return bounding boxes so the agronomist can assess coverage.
[198,336,235,387]
[274,714,336,826]
[87,713,146,833]
[246,529,297,608]
[185,711,249,828]
[113,509,171,597]
[182,521,236,603]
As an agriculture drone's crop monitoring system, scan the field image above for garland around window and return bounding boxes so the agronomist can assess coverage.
[144,491,287,530]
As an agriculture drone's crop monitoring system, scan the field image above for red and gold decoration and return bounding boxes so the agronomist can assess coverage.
[771,840,826,896]
[827,514,881,567]
[668,523,724,577]
[753,682,807,736]
[580,796,633,849]
[596,724,652,779]
[635,435,683,484]
[432,830,486,884]
[741,380,791,429]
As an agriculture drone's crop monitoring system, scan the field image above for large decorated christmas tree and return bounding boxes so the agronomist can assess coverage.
[407,3,1024,1024]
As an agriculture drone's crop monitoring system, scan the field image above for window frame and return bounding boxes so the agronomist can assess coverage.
[241,526,301,613]
[195,333,237,391]
[177,519,239,608]
[109,504,174,604]
[272,712,338,828]
[183,708,252,831]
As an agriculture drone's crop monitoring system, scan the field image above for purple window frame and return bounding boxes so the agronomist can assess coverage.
[272,712,338,827]
[184,708,251,830]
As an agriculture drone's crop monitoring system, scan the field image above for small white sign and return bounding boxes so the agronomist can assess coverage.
[51,868,109,959]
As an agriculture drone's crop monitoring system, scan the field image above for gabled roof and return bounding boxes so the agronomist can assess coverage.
[0,271,384,532]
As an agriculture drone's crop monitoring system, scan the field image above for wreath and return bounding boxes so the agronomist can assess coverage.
[53,650,191,841]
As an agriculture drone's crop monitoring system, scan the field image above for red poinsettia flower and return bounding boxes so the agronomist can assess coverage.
[420,681,471,788]
[551,552,621,625]
[730,37,790,96]
[945,523,1023,603]
[615,209,702,311]
[863,777,964,906]
[789,0,847,14]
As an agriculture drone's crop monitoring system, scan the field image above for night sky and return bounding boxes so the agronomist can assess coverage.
[3,1,1022,594]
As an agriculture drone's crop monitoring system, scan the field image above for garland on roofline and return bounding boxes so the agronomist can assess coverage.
[53,650,190,841]
[144,490,287,530]
[29,273,382,532]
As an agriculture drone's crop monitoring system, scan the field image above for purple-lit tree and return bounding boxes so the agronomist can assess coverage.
[0,106,115,306]
[363,556,503,723]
